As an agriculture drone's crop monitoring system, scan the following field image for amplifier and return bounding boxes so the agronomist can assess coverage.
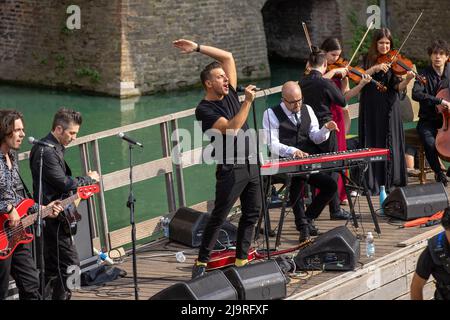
[295,226,360,271]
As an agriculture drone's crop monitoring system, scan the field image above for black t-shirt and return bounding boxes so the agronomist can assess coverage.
[195,86,254,163]
[416,239,450,286]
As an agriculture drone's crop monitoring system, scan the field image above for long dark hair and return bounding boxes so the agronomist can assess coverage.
[320,38,342,53]
[0,109,24,144]
[366,28,394,67]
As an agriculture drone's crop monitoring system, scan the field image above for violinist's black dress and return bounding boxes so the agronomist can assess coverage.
[358,56,407,195]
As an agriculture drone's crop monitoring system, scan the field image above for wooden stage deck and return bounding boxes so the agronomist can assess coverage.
[72,174,446,300]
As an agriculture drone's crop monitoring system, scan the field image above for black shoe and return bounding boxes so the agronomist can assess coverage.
[330,209,352,220]
[436,172,448,187]
[308,219,319,236]
[299,225,310,243]
[446,168,450,178]
[191,264,206,279]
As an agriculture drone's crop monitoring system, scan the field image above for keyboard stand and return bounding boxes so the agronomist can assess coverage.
[269,162,382,248]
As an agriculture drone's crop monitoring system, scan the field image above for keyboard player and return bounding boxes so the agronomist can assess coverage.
[263,81,340,242]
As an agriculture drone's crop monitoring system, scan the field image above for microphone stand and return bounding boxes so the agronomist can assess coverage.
[251,92,271,260]
[126,143,139,300]
[36,146,45,299]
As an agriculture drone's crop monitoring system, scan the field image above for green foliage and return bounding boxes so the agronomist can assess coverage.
[55,54,66,70]
[75,67,101,83]
[60,25,74,36]
[346,11,371,63]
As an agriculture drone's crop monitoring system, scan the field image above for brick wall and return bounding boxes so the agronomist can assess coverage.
[387,0,450,61]
[122,0,270,94]
[0,0,447,97]
[0,0,122,95]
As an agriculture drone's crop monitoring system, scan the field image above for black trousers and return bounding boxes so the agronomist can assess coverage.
[0,242,40,300]
[198,163,262,262]
[43,219,80,300]
[316,130,341,214]
[417,119,442,174]
[289,173,337,230]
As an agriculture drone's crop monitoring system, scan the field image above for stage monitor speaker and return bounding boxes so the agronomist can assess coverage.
[383,183,449,220]
[73,200,95,262]
[169,207,237,248]
[223,260,287,300]
[295,226,360,271]
[149,270,237,300]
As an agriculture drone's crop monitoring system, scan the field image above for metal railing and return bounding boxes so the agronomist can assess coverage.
[18,85,360,250]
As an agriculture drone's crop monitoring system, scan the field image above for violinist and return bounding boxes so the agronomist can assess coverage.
[299,47,352,220]
[321,38,372,205]
[412,40,450,186]
[358,28,415,196]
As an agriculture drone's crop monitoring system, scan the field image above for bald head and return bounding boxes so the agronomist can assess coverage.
[282,81,301,97]
[281,81,303,113]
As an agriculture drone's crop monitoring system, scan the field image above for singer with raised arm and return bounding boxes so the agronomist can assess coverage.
[173,39,261,279]
[0,109,62,300]
[29,108,99,300]
[263,81,339,242]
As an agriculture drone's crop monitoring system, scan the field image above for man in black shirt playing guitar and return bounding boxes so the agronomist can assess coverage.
[29,108,99,300]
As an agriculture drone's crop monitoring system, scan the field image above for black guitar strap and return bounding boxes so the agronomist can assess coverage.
[16,168,33,199]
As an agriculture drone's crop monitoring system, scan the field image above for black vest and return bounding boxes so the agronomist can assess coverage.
[428,232,450,300]
[271,104,320,155]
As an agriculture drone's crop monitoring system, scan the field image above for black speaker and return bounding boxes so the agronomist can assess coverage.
[73,200,95,262]
[383,183,449,220]
[295,226,360,271]
[149,270,237,300]
[223,260,287,300]
[169,207,237,248]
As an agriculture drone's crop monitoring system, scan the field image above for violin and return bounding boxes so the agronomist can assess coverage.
[327,57,387,92]
[435,87,450,161]
[376,50,427,85]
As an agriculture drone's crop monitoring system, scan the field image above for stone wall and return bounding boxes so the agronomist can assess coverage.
[0,0,270,96]
[122,0,270,95]
[0,0,448,97]
[262,0,367,61]
[0,0,122,96]
[387,0,450,61]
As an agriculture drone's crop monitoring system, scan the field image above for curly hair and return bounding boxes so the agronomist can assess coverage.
[0,109,24,144]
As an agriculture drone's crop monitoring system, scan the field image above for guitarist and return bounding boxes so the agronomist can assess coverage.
[29,108,99,300]
[0,109,62,300]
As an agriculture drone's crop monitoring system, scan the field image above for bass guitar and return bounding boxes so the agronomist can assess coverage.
[0,184,99,260]
[205,239,312,271]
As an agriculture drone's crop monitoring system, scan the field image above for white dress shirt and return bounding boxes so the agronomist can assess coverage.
[262,102,330,158]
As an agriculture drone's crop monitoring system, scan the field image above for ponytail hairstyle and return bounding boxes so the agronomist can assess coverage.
[308,46,327,68]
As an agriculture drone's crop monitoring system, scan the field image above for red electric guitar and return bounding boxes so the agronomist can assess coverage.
[0,184,100,260]
[205,239,312,271]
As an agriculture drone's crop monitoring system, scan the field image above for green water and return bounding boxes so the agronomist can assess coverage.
[0,59,308,232]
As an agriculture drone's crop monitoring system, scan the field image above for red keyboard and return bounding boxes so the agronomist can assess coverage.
[260,148,389,175]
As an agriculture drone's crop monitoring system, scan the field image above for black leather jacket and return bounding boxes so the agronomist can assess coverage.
[29,133,95,205]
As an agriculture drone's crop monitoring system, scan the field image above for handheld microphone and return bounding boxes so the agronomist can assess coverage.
[117,132,144,148]
[236,85,261,92]
[28,137,55,149]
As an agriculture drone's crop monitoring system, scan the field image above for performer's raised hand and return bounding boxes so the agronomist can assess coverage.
[173,39,199,54]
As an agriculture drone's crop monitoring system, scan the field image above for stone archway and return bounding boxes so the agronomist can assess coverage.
[261,0,344,61]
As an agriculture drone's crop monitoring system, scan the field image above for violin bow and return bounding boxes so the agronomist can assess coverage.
[301,21,313,53]
[346,20,375,67]
[388,10,424,66]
